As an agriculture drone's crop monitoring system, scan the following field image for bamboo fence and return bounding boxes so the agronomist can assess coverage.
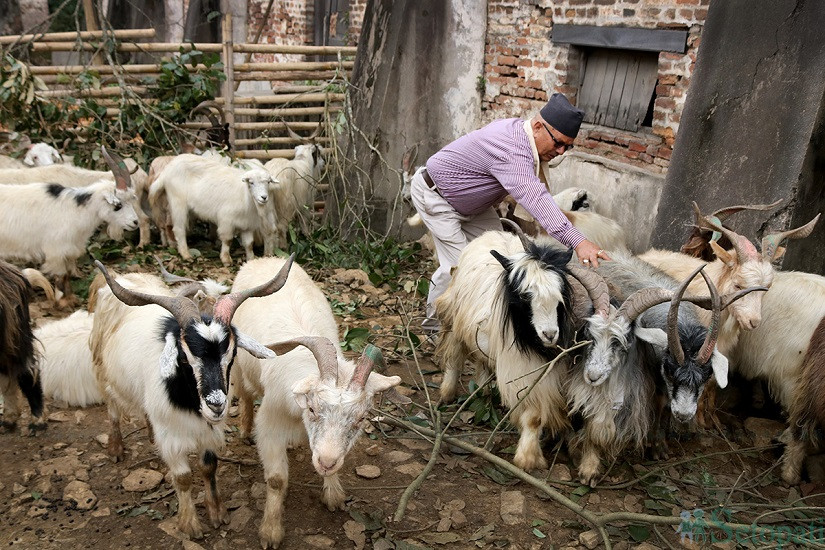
[1,20,354,159]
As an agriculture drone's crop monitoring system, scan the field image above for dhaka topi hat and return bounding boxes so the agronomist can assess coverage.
[540,93,585,138]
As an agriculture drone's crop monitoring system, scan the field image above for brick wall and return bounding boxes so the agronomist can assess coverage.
[483,0,710,173]
[247,0,315,65]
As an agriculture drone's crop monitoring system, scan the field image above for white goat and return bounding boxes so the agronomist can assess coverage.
[89,258,293,538]
[262,144,325,253]
[24,143,63,166]
[35,311,101,407]
[230,256,402,549]
[0,160,152,246]
[0,147,139,298]
[148,155,277,266]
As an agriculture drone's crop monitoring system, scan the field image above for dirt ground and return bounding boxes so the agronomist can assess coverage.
[1,237,820,550]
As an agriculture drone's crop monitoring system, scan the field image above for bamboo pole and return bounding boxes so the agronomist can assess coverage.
[235,70,350,82]
[234,61,354,72]
[28,61,350,74]
[30,42,357,55]
[221,13,236,153]
[232,93,346,105]
[36,86,148,98]
[234,106,341,117]
[0,28,155,44]
[28,64,190,75]
[234,136,331,146]
[236,147,332,160]
[181,121,322,131]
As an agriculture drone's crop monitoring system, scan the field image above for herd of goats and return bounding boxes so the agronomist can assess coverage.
[0,134,825,547]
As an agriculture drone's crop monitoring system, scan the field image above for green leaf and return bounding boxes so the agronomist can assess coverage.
[127,505,150,517]
[628,524,650,542]
[532,528,546,539]
[31,491,42,500]
[482,465,518,486]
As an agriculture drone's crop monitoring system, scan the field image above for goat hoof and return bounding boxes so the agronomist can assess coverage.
[1,420,17,433]
[513,454,548,472]
[27,421,47,436]
[209,506,230,528]
[179,517,204,539]
[259,524,284,549]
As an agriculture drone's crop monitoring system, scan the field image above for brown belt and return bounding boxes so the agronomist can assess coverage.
[422,169,440,194]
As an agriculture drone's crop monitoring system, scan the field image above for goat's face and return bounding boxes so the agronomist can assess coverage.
[24,143,62,166]
[582,310,630,386]
[101,188,139,235]
[716,250,774,331]
[512,255,566,347]
[293,370,401,477]
[243,170,271,205]
[636,324,728,423]
[168,319,236,424]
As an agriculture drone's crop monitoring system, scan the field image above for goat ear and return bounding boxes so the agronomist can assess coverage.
[291,377,315,409]
[772,246,786,261]
[490,250,510,270]
[710,348,729,388]
[159,333,179,379]
[23,155,34,166]
[366,372,402,394]
[709,240,735,266]
[236,329,277,359]
[562,248,575,263]
[634,326,668,349]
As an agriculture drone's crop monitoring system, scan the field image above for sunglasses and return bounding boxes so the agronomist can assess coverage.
[542,124,574,152]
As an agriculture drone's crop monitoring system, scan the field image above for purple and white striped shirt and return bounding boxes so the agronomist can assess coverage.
[425,118,585,249]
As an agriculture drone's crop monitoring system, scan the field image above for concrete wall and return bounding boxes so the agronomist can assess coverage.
[650,0,825,274]
[546,152,665,253]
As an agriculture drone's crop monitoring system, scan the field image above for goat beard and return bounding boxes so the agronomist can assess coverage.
[106,224,124,241]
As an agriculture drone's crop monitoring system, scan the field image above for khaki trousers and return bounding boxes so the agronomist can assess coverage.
[410,168,502,330]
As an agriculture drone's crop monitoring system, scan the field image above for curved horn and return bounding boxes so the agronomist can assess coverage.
[499,217,532,251]
[286,125,305,143]
[266,336,339,384]
[693,202,759,261]
[154,255,198,285]
[680,285,768,311]
[307,122,322,141]
[567,265,610,319]
[101,145,132,191]
[695,269,721,365]
[761,213,821,261]
[667,264,706,366]
[212,254,295,325]
[191,100,226,125]
[93,260,201,326]
[615,287,674,324]
[710,199,783,223]
[349,344,384,390]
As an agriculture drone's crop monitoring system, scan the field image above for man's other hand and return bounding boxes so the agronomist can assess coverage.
[574,239,612,268]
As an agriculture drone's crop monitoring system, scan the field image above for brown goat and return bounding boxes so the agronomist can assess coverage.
[0,260,46,435]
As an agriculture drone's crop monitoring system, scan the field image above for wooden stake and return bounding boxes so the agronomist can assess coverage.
[221,13,236,154]
[81,0,103,65]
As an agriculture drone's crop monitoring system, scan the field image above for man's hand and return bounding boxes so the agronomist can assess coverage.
[574,239,612,268]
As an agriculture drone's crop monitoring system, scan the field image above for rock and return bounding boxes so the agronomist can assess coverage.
[395,462,425,476]
[92,507,111,517]
[21,470,36,483]
[48,410,72,422]
[386,450,412,463]
[95,434,109,447]
[74,469,90,482]
[53,442,68,450]
[304,534,335,548]
[623,494,642,513]
[579,529,600,549]
[74,411,86,424]
[38,455,84,477]
[182,541,206,550]
[122,468,164,492]
[632,544,660,550]
[158,517,189,542]
[250,482,267,500]
[500,490,525,525]
[364,444,381,457]
[548,463,572,482]
[331,269,370,286]
[229,505,254,532]
[27,505,48,518]
[63,480,97,510]
[373,539,394,550]
[743,417,785,447]
[343,520,366,550]
[12,483,26,495]
[355,465,381,479]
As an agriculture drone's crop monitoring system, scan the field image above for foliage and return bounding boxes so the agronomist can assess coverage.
[455,380,504,428]
[286,224,423,291]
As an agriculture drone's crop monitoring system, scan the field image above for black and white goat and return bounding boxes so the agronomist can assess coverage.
[0,261,48,435]
[435,226,606,470]
[89,256,293,538]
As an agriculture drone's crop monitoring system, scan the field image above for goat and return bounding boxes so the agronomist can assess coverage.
[148,154,277,266]
[229,256,403,548]
[0,159,152,247]
[89,256,293,538]
[0,143,62,169]
[261,144,325,253]
[0,261,47,435]
[671,203,825,484]
[641,203,819,428]
[0,147,139,299]
[435,228,583,470]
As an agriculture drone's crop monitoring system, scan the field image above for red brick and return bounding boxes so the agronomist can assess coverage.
[516,58,533,67]
[655,85,672,97]
[526,79,543,88]
[628,141,647,153]
[639,153,653,163]
[695,8,708,19]
[680,8,694,19]
[677,0,700,4]
[658,74,678,85]
[499,55,516,65]
[657,147,673,159]
[626,150,640,159]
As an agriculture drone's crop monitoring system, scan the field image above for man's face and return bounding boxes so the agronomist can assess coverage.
[536,120,575,162]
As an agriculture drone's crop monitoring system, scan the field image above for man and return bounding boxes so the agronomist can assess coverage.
[410,92,610,332]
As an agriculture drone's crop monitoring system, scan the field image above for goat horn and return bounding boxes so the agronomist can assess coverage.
[266,336,339,384]
[101,145,132,191]
[154,255,198,285]
[286,125,304,142]
[667,264,706,366]
[692,202,759,262]
[308,123,322,141]
[680,286,768,311]
[761,213,821,261]
[709,199,783,222]
[695,269,721,365]
[349,344,384,390]
[567,265,610,319]
[93,260,201,326]
[499,217,532,251]
[615,287,674,323]
[212,254,294,325]
[191,100,226,125]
